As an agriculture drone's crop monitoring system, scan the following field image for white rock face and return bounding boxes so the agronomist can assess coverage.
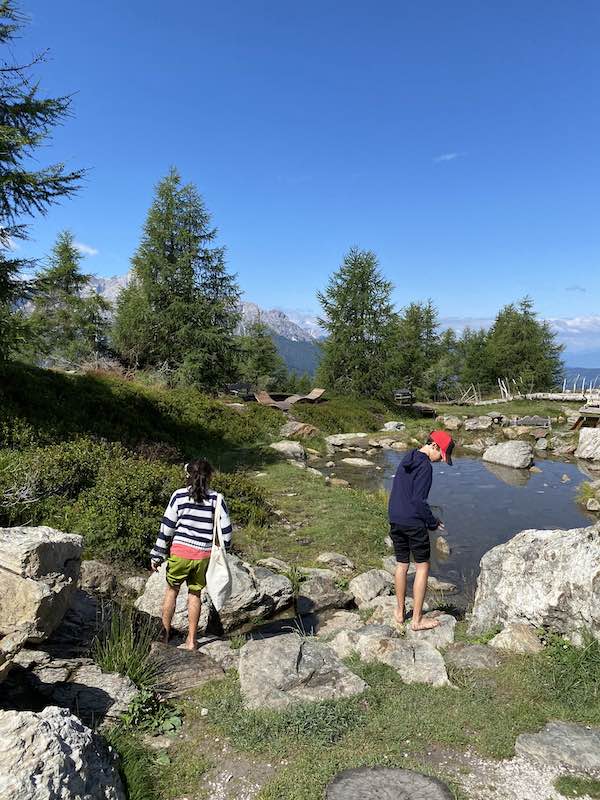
[238,635,367,709]
[0,706,125,799]
[0,527,82,642]
[575,427,600,460]
[269,440,306,461]
[482,441,533,469]
[469,525,600,640]
[135,557,293,633]
[348,569,394,607]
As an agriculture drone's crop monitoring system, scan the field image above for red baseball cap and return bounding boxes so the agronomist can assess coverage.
[430,430,454,465]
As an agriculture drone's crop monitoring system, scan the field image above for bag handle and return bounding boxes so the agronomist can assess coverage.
[212,493,225,550]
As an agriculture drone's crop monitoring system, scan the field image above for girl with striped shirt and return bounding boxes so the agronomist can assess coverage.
[150,459,232,649]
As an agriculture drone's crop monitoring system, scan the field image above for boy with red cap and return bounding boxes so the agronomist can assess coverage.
[388,430,454,631]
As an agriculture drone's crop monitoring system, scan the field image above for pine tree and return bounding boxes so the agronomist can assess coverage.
[238,319,287,391]
[0,2,83,359]
[392,300,441,395]
[113,168,241,389]
[485,297,564,391]
[297,372,312,394]
[317,248,398,399]
[458,327,492,391]
[22,231,108,366]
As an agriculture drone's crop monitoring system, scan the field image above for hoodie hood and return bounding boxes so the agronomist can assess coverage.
[400,449,428,473]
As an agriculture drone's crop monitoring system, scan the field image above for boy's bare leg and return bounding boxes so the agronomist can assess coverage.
[411,562,440,631]
[394,562,410,624]
[184,590,202,650]
[161,585,179,643]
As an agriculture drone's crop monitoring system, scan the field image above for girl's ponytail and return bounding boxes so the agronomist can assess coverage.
[185,459,213,503]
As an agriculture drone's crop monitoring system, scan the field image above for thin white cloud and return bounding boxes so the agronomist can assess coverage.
[433,152,464,163]
[74,241,99,257]
[565,285,586,293]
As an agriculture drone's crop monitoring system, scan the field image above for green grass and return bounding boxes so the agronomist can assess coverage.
[432,398,580,419]
[104,727,159,800]
[92,605,161,689]
[293,395,399,435]
[554,776,600,798]
[236,463,389,571]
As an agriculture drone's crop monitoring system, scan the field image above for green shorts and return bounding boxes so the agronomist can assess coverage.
[165,556,209,593]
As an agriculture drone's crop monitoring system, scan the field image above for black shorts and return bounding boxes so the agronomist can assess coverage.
[390,524,430,564]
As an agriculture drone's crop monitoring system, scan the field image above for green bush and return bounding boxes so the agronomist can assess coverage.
[293,395,395,434]
[92,606,161,689]
[0,437,271,566]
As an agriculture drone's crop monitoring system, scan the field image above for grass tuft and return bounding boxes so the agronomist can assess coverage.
[92,605,161,689]
[554,775,600,798]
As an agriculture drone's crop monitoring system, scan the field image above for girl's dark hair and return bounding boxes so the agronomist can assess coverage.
[185,459,213,503]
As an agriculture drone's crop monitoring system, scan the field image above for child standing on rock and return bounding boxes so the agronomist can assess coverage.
[150,459,233,649]
[388,431,454,631]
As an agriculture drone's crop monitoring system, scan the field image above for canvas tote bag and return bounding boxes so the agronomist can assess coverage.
[205,493,232,610]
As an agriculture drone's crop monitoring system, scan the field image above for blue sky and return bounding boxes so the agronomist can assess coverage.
[12,1,600,363]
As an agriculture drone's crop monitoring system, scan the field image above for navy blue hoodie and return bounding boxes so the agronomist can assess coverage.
[388,449,439,530]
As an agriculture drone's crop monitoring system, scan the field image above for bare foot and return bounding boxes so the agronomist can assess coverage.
[180,640,197,651]
[411,618,440,632]
[394,607,405,625]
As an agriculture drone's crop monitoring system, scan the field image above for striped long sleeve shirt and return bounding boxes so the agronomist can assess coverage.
[150,487,233,563]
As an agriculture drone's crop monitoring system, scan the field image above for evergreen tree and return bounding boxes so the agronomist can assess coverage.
[392,300,441,394]
[457,327,492,390]
[297,372,312,394]
[0,2,83,359]
[485,297,563,391]
[317,248,398,399]
[113,168,240,389]
[22,231,108,366]
[238,319,287,390]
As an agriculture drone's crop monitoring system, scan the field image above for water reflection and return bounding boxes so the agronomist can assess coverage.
[482,461,531,487]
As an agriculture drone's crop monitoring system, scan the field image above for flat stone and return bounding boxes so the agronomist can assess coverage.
[340,457,375,467]
[489,623,544,654]
[297,575,352,614]
[300,567,338,580]
[198,637,242,671]
[238,635,367,709]
[326,767,454,799]
[515,722,600,770]
[464,416,494,431]
[427,576,458,594]
[349,569,394,607]
[150,641,225,697]
[405,612,456,648]
[317,610,364,638]
[325,433,369,447]
[316,552,356,573]
[256,557,290,573]
[444,643,502,670]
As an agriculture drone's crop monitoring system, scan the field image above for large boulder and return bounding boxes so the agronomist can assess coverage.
[135,557,293,634]
[297,575,352,614]
[269,440,306,461]
[79,561,117,595]
[349,569,394,607]
[468,524,600,641]
[482,441,533,469]
[238,635,367,709]
[329,626,449,687]
[325,433,369,447]
[575,428,600,461]
[0,706,125,799]
[0,527,82,643]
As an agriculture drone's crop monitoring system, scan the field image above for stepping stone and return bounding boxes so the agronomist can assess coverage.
[405,612,456,648]
[326,767,454,799]
[444,643,502,670]
[515,722,600,770]
[150,642,224,697]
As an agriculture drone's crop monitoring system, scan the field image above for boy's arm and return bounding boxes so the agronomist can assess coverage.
[150,493,179,564]
[412,464,440,530]
[218,497,233,552]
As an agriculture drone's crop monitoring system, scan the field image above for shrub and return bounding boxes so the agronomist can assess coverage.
[212,470,271,527]
[294,395,394,434]
[92,605,161,689]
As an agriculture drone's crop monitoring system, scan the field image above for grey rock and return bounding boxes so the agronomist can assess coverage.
[464,415,494,431]
[482,441,533,469]
[427,576,458,593]
[279,421,318,439]
[468,524,600,641]
[119,575,147,596]
[575,428,600,461]
[325,433,369,447]
[435,535,451,556]
[0,526,82,642]
[79,561,117,595]
[269,440,306,461]
[149,641,224,696]
[444,643,502,670]
[316,552,356,573]
[349,569,394,607]
[297,575,353,614]
[238,635,367,709]
[489,623,544,654]
[340,457,375,467]
[515,722,600,770]
[534,437,548,451]
[256,557,290,573]
[380,421,405,431]
[198,638,241,671]
[405,612,456,648]
[587,497,600,512]
[438,415,463,431]
[326,767,453,800]
[317,610,364,638]
[300,567,338,580]
[0,706,125,799]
